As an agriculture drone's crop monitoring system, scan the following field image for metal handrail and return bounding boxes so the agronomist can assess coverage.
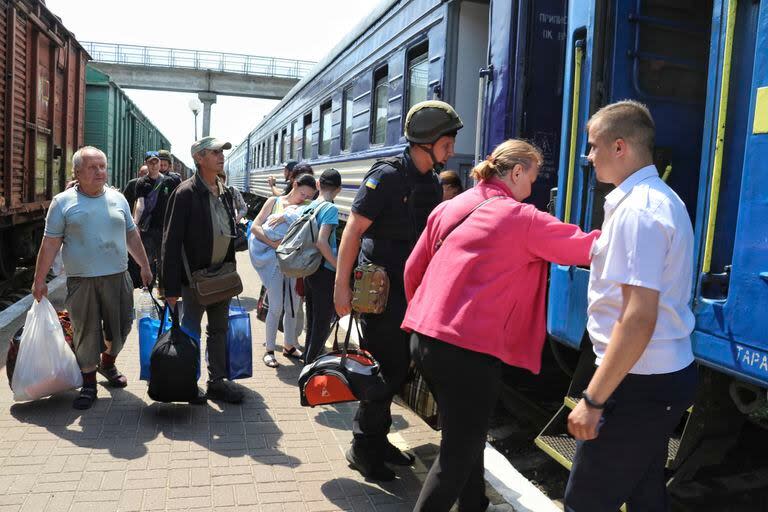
[564,40,584,224]
[81,41,316,80]
[702,0,737,274]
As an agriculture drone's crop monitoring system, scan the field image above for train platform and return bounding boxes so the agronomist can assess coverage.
[0,252,560,512]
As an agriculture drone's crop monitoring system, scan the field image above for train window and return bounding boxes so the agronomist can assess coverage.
[281,128,288,162]
[319,101,332,155]
[635,1,709,100]
[292,119,301,160]
[371,66,388,145]
[342,86,353,152]
[273,133,279,165]
[302,113,312,160]
[254,146,259,169]
[406,43,429,110]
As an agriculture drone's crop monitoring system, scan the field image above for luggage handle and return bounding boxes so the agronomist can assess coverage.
[330,314,363,360]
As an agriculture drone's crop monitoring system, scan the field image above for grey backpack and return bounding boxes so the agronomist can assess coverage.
[276,202,332,278]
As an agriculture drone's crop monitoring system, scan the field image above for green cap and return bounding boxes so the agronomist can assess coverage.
[157,149,173,162]
[404,100,463,144]
[191,136,232,157]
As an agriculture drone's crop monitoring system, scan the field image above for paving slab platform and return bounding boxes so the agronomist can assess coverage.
[0,252,548,512]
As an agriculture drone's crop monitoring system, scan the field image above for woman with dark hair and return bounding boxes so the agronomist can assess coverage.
[250,173,317,368]
[403,139,600,512]
[438,170,464,201]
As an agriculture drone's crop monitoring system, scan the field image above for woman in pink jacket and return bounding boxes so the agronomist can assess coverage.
[403,139,600,512]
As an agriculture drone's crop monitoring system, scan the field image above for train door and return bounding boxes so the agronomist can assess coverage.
[537,0,714,477]
[445,0,490,183]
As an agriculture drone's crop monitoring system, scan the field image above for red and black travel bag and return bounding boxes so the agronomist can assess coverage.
[298,315,388,407]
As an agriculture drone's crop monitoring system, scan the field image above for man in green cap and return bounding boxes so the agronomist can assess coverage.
[161,136,244,404]
[334,100,463,481]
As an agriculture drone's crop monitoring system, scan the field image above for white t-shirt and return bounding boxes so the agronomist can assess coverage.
[587,165,695,375]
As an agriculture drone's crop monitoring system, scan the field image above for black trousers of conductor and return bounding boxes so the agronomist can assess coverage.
[304,266,336,364]
[564,363,697,512]
[352,279,411,460]
[411,332,501,512]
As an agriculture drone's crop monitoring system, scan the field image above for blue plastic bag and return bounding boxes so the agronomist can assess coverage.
[140,305,201,381]
[226,301,252,380]
[139,308,170,381]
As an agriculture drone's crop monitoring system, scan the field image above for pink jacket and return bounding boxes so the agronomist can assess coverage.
[401,178,600,373]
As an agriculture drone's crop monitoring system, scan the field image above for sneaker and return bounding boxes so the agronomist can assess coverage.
[345,447,395,481]
[382,440,415,466]
[206,379,244,404]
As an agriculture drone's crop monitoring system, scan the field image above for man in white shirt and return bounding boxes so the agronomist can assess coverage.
[565,101,698,511]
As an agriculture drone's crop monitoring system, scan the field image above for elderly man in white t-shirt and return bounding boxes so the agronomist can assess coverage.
[564,101,698,512]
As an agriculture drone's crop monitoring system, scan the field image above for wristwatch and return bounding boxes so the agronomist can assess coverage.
[581,390,606,410]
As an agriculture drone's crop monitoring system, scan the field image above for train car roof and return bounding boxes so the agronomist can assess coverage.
[251,0,399,135]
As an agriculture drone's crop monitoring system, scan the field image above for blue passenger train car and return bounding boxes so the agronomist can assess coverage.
[537,0,768,506]
[228,0,768,505]
[227,0,490,214]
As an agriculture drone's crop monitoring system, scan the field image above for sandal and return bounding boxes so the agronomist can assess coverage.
[263,352,279,368]
[97,365,128,388]
[283,346,303,360]
[72,386,97,410]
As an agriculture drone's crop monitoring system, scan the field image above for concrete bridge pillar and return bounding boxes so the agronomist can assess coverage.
[198,92,217,137]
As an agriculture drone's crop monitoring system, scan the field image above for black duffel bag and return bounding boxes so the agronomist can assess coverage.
[148,304,200,403]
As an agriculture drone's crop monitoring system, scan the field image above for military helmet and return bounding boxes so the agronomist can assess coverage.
[404,100,463,144]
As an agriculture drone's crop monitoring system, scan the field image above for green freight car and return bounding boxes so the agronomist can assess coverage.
[84,65,171,189]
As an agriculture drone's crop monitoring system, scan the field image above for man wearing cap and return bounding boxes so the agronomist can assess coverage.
[268,160,298,196]
[302,168,343,364]
[161,136,244,404]
[157,149,182,189]
[334,100,463,480]
[134,151,173,285]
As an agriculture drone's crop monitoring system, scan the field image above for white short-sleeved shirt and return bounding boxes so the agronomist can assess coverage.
[587,165,695,375]
[44,187,136,278]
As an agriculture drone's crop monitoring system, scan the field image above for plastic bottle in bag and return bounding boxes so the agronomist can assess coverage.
[136,289,158,321]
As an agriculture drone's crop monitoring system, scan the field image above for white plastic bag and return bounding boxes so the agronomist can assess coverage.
[12,297,82,401]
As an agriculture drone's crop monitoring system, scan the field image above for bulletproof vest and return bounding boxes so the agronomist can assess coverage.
[362,157,442,242]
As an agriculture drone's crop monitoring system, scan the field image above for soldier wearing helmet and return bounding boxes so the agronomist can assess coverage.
[334,100,463,481]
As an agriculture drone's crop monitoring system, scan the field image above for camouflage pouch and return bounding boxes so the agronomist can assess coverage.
[351,263,390,314]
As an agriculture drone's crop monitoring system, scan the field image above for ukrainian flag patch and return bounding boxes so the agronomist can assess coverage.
[365,178,379,190]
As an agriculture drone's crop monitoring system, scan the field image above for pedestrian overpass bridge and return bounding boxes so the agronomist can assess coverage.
[82,42,316,135]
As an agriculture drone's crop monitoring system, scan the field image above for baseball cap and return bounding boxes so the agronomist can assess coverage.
[144,151,159,162]
[190,136,232,157]
[319,168,342,188]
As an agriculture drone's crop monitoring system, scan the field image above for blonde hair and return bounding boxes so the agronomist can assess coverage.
[586,100,655,156]
[470,139,543,181]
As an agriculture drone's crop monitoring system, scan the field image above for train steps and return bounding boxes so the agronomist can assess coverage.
[534,394,683,471]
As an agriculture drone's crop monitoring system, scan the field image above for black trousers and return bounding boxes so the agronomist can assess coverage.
[352,282,411,458]
[140,229,162,286]
[304,266,336,364]
[411,332,501,512]
[564,363,697,512]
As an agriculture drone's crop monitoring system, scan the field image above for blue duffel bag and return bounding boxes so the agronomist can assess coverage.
[226,298,252,380]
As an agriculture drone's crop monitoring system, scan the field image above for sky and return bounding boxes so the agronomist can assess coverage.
[45,0,381,167]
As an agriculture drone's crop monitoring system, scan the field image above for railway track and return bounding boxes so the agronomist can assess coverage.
[0,267,36,310]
